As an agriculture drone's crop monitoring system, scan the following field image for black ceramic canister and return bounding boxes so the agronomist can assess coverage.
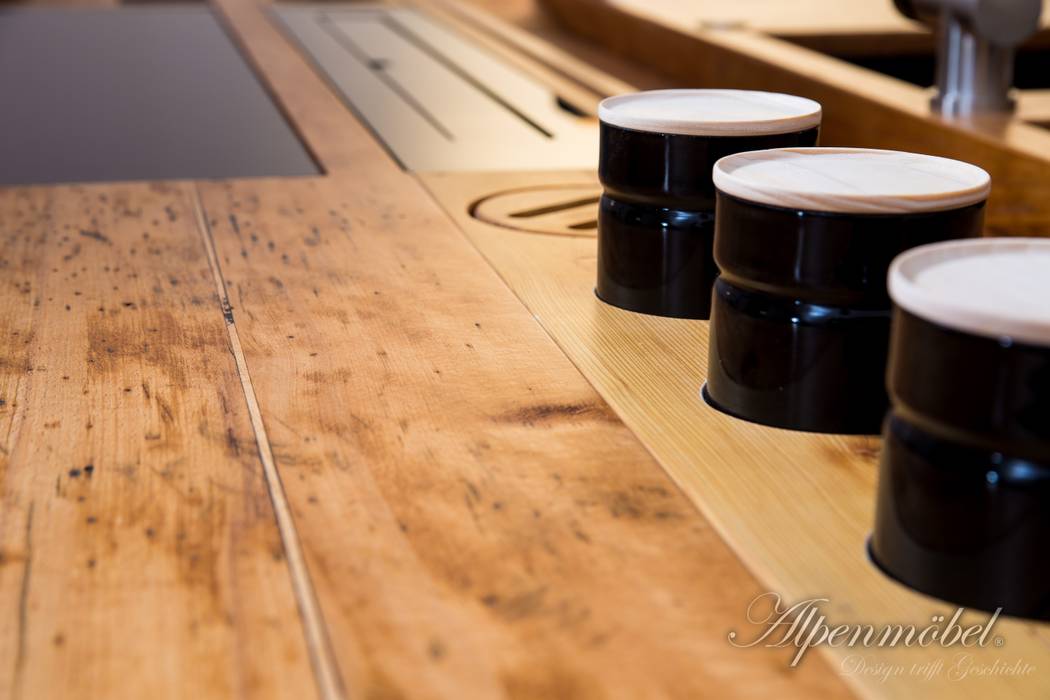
[872,239,1050,620]
[596,89,821,319]
[704,148,990,434]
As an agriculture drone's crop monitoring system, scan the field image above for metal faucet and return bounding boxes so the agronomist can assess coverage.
[894,0,1042,115]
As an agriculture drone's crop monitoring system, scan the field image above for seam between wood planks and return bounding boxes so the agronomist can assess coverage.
[11,502,34,700]
[191,185,346,700]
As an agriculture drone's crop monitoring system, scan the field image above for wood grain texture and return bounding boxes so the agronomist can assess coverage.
[712,148,990,214]
[420,168,1050,700]
[889,237,1050,347]
[0,184,315,699]
[599,89,821,136]
[7,0,1049,697]
[191,190,345,700]
[196,172,850,699]
[198,0,856,696]
[539,0,1050,238]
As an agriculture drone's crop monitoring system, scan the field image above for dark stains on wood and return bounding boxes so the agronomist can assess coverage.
[78,229,111,245]
[498,401,619,426]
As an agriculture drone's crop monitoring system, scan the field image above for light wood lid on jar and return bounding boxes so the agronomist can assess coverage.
[889,238,1050,347]
[598,89,821,137]
[713,148,990,214]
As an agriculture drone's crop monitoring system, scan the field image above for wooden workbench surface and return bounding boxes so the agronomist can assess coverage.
[0,0,850,697]
[3,1,1049,698]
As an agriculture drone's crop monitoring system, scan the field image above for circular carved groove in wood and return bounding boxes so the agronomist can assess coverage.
[471,184,600,237]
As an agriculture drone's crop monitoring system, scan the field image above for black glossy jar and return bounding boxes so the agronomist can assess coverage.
[596,90,821,319]
[704,148,990,434]
[872,239,1050,620]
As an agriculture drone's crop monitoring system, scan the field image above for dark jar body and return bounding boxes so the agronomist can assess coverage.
[705,194,985,434]
[871,309,1050,620]
[596,123,819,319]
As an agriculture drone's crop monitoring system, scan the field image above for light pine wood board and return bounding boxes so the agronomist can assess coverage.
[420,168,1050,700]
[0,183,316,699]
[539,0,1050,238]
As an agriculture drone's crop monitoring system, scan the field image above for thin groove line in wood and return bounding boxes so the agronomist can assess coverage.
[191,185,347,700]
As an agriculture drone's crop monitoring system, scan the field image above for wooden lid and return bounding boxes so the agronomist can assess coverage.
[713,148,990,214]
[598,89,821,137]
[889,238,1050,347]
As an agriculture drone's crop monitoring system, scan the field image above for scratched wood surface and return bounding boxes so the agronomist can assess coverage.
[0,0,860,698]
[195,0,854,696]
[194,172,849,699]
[0,184,315,698]
[4,0,1049,697]
[420,168,1050,700]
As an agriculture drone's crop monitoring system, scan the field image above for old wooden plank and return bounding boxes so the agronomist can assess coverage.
[200,0,855,695]
[195,159,850,700]
[0,184,315,699]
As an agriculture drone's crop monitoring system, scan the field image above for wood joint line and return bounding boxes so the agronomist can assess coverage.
[191,185,346,700]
